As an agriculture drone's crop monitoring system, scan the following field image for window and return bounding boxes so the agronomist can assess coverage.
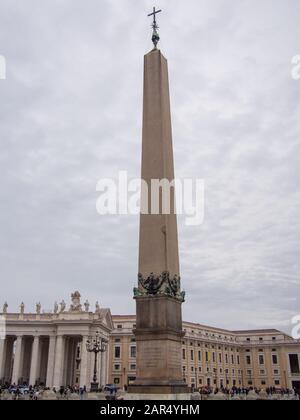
[182,349,186,360]
[130,338,136,343]
[246,355,251,365]
[191,350,194,361]
[219,353,222,363]
[261,380,266,385]
[117,325,122,329]
[198,351,201,362]
[114,346,121,358]
[274,370,279,375]
[115,338,121,343]
[212,352,215,363]
[114,378,120,384]
[248,381,253,385]
[231,355,234,364]
[130,364,136,370]
[205,352,209,362]
[272,337,276,341]
[225,354,228,364]
[246,338,250,342]
[114,364,120,370]
[237,356,240,365]
[191,367,194,372]
[272,354,278,365]
[274,380,280,385]
[247,370,252,375]
[130,346,136,358]
[289,354,300,374]
[260,370,265,375]
[258,349,264,353]
[259,355,264,365]
[259,337,263,341]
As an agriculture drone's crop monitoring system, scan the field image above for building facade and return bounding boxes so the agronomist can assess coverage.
[0,292,113,389]
[1,302,300,392]
[109,315,300,391]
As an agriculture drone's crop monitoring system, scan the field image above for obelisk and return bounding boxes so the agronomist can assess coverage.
[130,9,187,395]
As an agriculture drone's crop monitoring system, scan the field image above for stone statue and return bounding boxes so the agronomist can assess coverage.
[20,302,25,314]
[36,302,41,314]
[69,291,82,312]
[2,302,8,313]
[95,301,100,314]
[84,300,90,312]
[54,301,58,314]
[60,300,66,313]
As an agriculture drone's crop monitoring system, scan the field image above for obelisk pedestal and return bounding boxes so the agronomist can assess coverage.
[128,48,188,397]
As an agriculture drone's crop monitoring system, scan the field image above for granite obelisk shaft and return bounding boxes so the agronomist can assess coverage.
[130,49,187,395]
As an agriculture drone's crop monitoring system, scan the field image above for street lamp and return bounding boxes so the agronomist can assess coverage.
[86,331,108,392]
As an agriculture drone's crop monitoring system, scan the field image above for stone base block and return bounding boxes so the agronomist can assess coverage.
[125,393,192,401]
[128,384,189,395]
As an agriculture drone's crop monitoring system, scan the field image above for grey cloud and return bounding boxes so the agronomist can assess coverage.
[0,0,299,334]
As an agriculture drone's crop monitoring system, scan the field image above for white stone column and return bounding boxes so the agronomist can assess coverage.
[0,338,6,381]
[53,335,64,389]
[46,336,56,388]
[100,349,106,386]
[85,351,92,390]
[11,336,23,385]
[80,336,88,387]
[29,336,40,386]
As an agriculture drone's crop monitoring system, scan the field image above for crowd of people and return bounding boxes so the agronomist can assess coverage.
[0,384,90,400]
[1,383,299,400]
[196,385,300,399]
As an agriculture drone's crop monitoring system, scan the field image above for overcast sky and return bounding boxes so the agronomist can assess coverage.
[0,0,299,333]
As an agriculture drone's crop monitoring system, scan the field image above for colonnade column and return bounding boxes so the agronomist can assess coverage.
[80,336,88,388]
[46,336,56,388]
[100,348,106,387]
[11,336,23,385]
[29,335,40,386]
[52,335,64,389]
[0,338,6,382]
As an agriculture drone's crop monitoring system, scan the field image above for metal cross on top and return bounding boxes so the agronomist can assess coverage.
[147,7,162,48]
